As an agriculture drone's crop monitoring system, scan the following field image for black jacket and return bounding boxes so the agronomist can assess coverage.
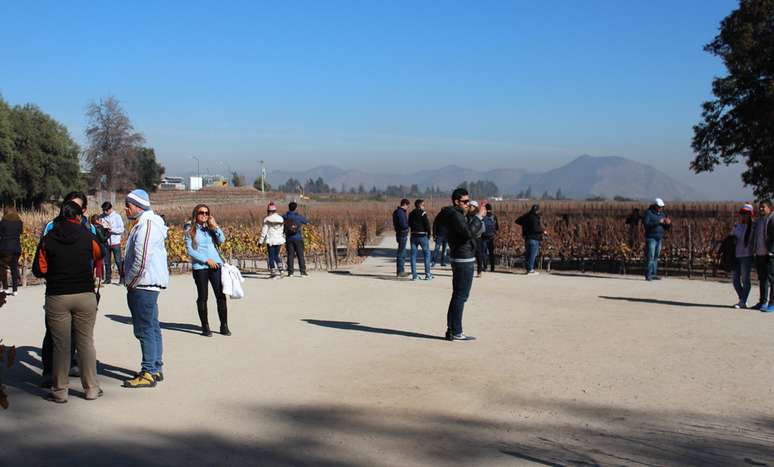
[515,211,544,241]
[0,219,23,254]
[432,213,448,239]
[408,208,432,236]
[438,206,484,261]
[392,207,409,238]
[33,219,103,296]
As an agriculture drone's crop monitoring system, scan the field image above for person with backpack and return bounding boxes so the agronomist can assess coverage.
[284,202,309,277]
[515,204,545,275]
[431,211,448,267]
[408,199,433,281]
[481,203,499,273]
[730,204,755,309]
[436,188,485,341]
[642,198,671,281]
[185,204,230,336]
[32,200,104,403]
[392,199,410,277]
[89,214,110,282]
[754,200,774,312]
[259,202,286,279]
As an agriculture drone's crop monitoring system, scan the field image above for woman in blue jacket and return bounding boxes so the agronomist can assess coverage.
[185,204,230,337]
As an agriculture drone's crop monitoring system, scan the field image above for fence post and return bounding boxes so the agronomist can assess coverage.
[687,222,693,279]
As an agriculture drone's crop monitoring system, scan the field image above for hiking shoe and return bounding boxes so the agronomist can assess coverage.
[152,371,164,383]
[85,388,104,400]
[123,371,157,388]
[451,333,476,341]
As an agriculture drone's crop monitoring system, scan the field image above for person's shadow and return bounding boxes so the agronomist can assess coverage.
[104,313,202,335]
[599,296,729,309]
[302,319,445,340]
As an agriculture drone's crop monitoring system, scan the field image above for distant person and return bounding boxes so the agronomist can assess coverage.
[625,208,642,248]
[408,199,432,280]
[99,202,125,285]
[436,188,485,341]
[469,201,485,277]
[185,204,230,337]
[515,204,546,275]
[284,202,309,277]
[731,204,754,309]
[122,189,169,388]
[392,199,410,277]
[259,202,286,279]
[754,200,774,312]
[642,198,671,281]
[0,207,23,296]
[481,203,499,273]
[32,200,104,403]
[432,209,449,267]
[89,214,110,282]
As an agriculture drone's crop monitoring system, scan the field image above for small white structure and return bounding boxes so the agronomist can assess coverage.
[189,176,203,191]
[159,176,186,191]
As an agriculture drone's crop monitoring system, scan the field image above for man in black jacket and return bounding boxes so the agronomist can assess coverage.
[408,199,433,280]
[392,199,410,277]
[515,204,545,275]
[437,188,485,341]
[481,203,499,273]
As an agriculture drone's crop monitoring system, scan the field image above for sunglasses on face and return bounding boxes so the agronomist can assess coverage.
[460,199,470,204]
[197,211,210,216]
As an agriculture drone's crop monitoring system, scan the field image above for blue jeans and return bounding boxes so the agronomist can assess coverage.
[410,235,432,279]
[447,261,474,335]
[127,289,163,373]
[733,256,753,304]
[396,236,408,274]
[267,245,282,270]
[525,239,540,272]
[432,236,448,266]
[105,244,123,282]
[645,238,662,280]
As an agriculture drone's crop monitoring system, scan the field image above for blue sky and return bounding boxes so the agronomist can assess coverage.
[0,1,751,198]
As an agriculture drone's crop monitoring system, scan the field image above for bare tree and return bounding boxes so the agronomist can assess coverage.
[84,96,145,192]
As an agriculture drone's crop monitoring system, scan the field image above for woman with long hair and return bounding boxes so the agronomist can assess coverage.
[259,202,286,278]
[0,207,23,296]
[732,204,755,309]
[185,204,230,336]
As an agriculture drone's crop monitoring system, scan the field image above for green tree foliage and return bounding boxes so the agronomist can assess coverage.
[303,177,331,193]
[133,147,165,192]
[253,175,272,191]
[84,96,145,192]
[458,180,499,198]
[691,0,774,198]
[278,177,302,193]
[231,171,245,187]
[0,97,83,207]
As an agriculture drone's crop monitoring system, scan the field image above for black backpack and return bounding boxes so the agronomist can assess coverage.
[718,235,737,273]
[284,217,299,236]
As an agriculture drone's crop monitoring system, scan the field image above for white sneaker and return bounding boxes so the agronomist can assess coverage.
[527,270,540,276]
[733,302,747,309]
[3,288,11,294]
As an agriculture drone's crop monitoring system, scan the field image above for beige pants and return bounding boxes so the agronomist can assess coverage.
[45,293,99,400]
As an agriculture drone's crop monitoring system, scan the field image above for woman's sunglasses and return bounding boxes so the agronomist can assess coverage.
[197,211,210,216]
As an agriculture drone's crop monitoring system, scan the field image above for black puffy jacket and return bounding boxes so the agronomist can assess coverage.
[437,206,484,261]
[408,208,432,236]
[515,211,544,241]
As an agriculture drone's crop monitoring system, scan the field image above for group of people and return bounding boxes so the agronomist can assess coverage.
[728,200,774,312]
[393,198,507,281]
[254,201,309,279]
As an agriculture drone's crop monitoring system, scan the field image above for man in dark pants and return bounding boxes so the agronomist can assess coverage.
[437,188,485,341]
[392,199,410,277]
[752,200,772,310]
[482,203,499,272]
[100,202,125,285]
[284,202,309,277]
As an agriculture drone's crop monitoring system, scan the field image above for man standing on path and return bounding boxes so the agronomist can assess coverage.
[643,198,671,281]
[754,200,774,312]
[431,211,448,267]
[482,203,499,273]
[515,204,545,275]
[392,199,410,278]
[122,189,169,388]
[100,202,125,285]
[437,188,485,341]
[408,199,432,281]
[284,202,309,277]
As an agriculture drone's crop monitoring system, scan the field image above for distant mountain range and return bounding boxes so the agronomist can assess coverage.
[267,155,703,200]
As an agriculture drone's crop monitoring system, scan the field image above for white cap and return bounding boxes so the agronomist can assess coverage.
[654,198,665,207]
[469,200,479,208]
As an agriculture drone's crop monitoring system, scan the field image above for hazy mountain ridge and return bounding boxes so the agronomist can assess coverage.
[268,155,703,200]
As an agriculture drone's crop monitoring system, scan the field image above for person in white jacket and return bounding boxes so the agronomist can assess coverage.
[100,201,125,285]
[121,189,169,389]
[259,202,286,278]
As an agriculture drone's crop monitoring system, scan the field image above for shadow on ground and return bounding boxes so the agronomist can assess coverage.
[1,397,772,466]
[302,319,444,341]
[104,314,201,335]
[599,296,730,309]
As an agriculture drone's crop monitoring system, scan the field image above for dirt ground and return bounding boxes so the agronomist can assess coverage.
[1,237,773,466]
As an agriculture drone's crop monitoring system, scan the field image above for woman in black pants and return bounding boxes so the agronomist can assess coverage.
[0,207,23,296]
[184,204,230,336]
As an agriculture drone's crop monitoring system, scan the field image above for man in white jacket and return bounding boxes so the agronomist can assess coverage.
[122,189,169,389]
[100,201,125,285]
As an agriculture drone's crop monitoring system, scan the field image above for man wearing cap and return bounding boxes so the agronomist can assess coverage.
[392,199,411,277]
[99,202,125,285]
[643,198,671,281]
[122,189,169,388]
